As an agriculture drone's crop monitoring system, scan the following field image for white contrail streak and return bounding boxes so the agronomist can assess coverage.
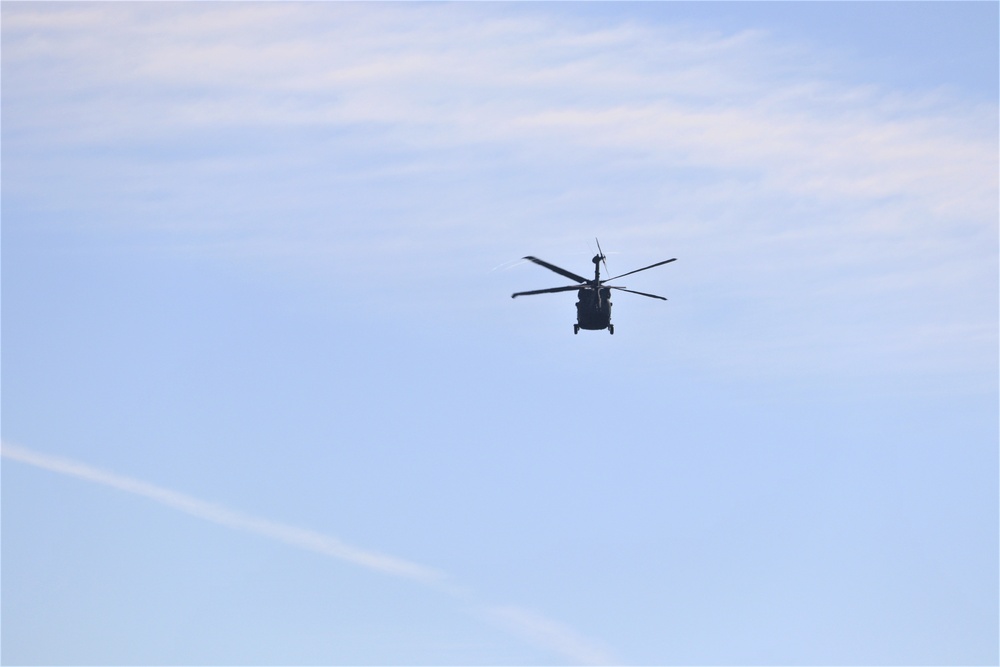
[0,441,443,584]
[2,441,618,664]
[486,605,617,665]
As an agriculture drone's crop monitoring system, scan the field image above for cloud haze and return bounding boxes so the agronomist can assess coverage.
[4,3,993,226]
[4,3,994,384]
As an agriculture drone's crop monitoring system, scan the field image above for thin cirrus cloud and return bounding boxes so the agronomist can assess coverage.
[5,2,993,211]
[3,3,995,376]
[0,441,617,665]
[4,2,993,260]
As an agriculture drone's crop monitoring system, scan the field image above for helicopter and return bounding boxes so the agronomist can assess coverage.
[511,240,676,334]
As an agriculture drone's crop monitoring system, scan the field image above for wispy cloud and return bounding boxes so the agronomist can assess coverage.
[4,3,993,218]
[1,441,618,664]
[2,3,995,376]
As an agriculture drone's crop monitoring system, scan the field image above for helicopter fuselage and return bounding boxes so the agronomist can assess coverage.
[575,286,612,332]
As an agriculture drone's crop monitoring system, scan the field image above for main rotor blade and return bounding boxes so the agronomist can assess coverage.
[604,257,676,282]
[511,285,584,298]
[523,256,588,284]
[609,286,668,301]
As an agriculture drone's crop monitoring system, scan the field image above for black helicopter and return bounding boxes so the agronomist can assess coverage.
[512,240,676,334]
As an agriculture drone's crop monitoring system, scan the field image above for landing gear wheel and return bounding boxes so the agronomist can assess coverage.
[573,324,580,335]
[608,324,615,335]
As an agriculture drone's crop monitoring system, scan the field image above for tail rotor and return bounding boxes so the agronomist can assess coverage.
[595,237,610,277]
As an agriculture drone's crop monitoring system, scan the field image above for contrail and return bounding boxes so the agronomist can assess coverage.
[2,441,618,664]
[485,605,617,665]
[0,441,442,584]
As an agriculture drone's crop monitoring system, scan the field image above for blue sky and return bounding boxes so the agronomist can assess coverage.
[2,2,997,664]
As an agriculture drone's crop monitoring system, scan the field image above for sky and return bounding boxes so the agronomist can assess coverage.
[2,2,997,665]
